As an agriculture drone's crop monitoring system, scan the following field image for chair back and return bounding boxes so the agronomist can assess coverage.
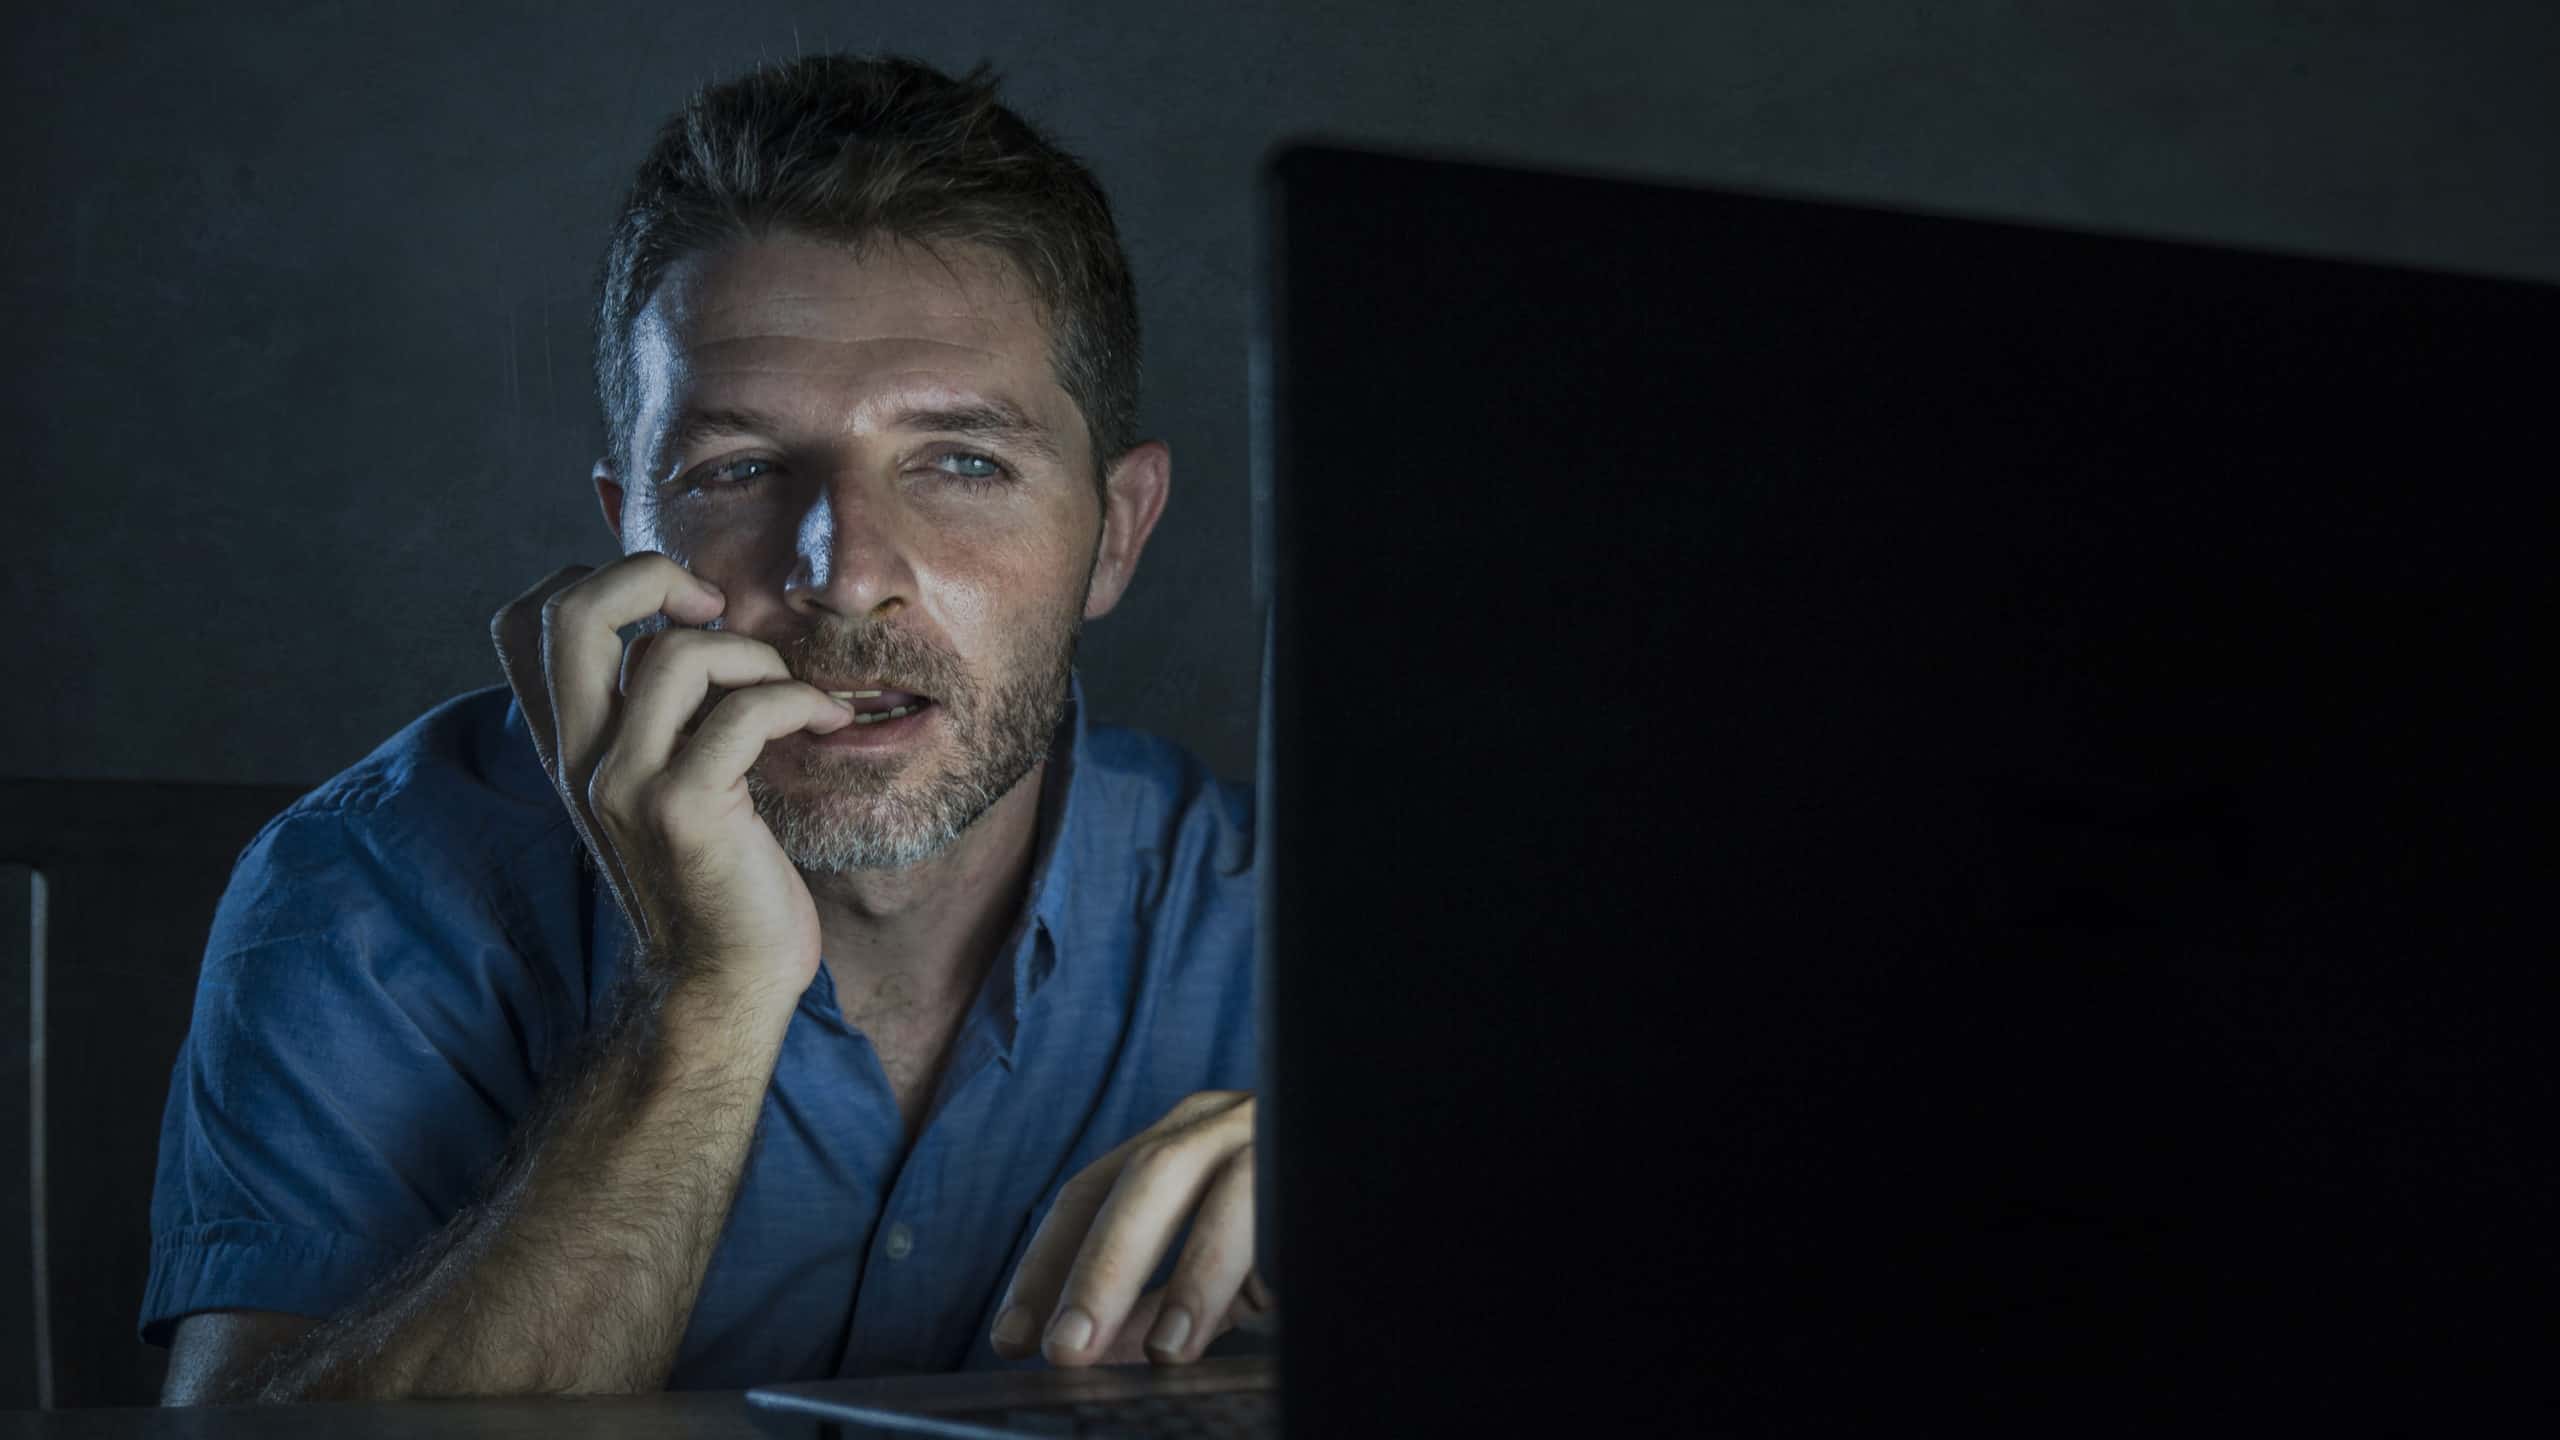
[1,778,311,1408]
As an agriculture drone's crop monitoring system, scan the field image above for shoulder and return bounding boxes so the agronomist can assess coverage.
[1045,722,1259,1088]
[274,683,559,838]
[206,686,581,1010]
[239,685,567,894]
[1058,722,1258,1019]
[1077,721,1256,890]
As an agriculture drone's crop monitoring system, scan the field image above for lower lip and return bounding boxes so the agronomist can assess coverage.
[810,699,942,750]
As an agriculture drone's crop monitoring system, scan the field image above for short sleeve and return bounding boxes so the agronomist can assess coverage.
[140,806,567,1343]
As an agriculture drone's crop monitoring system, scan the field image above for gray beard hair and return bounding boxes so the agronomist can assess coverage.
[743,626,1079,875]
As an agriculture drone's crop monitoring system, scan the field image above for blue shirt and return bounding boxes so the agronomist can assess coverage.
[141,669,1260,1386]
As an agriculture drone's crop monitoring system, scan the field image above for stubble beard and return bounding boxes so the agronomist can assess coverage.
[743,598,1082,875]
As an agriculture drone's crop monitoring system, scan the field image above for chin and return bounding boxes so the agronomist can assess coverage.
[747,750,971,875]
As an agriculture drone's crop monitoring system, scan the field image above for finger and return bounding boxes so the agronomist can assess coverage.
[490,564,594,777]
[496,564,651,911]
[1143,1144,1258,1365]
[989,1092,1246,1360]
[659,682,858,795]
[1041,1100,1254,1367]
[991,1172,1125,1360]
[616,625,657,699]
[538,553,726,789]
[1097,1283,1272,1368]
[614,628,807,775]
[1091,1289,1173,1366]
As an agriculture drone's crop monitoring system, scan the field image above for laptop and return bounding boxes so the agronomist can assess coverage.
[749,142,2558,1435]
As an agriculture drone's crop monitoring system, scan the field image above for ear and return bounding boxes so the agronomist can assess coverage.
[593,458,628,548]
[1083,440,1172,621]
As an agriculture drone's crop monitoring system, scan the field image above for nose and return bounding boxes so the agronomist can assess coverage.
[785,478,917,620]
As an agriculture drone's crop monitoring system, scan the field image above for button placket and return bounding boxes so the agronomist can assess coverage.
[834,1050,1017,1377]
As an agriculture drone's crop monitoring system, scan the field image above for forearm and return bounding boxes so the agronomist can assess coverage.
[243,972,790,1400]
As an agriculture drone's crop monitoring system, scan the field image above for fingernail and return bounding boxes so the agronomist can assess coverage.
[1145,1305,1194,1360]
[1045,1306,1095,1354]
[991,1305,1033,1350]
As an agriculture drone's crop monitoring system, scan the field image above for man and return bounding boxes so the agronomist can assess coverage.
[145,52,1270,1401]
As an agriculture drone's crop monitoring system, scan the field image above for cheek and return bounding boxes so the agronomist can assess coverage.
[942,539,1086,649]
[933,518,1054,610]
[933,566,1000,635]
[644,500,792,591]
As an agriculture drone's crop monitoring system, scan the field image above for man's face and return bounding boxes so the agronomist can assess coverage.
[601,232,1105,874]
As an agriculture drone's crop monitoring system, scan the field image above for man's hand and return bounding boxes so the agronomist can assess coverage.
[489,553,858,1011]
[990,1091,1276,1368]
[192,554,865,1401]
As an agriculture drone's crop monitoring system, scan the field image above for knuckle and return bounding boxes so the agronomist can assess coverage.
[493,599,546,658]
[1148,1093,1249,1146]
[701,629,783,670]
[616,636,652,690]
[1174,1090,1243,1123]
[1123,1138,1186,1186]
[589,755,659,824]
[758,676,819,708]
[1069,1257,1131,1304]
[706,681,786,726]
[684,697,740,738]
[632,551,693,592]
[501,565,586,618]
[1171,1231,1233,1284]
[1055,1171,1105,1212]
[584,759,623,822]
[634,626,698,672]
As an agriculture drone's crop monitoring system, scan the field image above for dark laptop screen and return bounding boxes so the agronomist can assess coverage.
[1255,142,2554,1428]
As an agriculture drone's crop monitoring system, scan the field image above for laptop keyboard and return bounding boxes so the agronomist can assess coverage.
[951,1388,1278,1438]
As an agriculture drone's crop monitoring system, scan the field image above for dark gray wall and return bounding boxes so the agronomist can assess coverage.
[8,0,2555,788]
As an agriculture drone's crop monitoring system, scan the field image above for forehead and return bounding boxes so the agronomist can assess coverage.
[627,233,1075,462]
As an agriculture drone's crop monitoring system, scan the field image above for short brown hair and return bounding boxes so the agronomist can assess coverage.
[591,54,1141,502]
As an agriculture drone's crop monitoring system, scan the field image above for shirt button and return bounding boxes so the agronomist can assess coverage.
[884,1222,915,1261]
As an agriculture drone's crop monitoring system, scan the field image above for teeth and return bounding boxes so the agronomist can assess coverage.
[848,704,920,726]
[824,689,884,700]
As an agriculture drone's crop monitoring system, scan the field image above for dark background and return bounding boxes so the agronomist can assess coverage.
[5,0,2557,791]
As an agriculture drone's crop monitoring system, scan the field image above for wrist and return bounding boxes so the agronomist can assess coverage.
[652,965,803,1061]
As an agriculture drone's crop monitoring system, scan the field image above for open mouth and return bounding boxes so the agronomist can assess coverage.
[822,687,936,727]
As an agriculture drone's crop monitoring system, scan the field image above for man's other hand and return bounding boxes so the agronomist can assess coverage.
[989,1091,1275,1367]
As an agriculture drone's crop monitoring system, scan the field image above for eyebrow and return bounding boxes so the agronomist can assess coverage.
[654,396,1066,474]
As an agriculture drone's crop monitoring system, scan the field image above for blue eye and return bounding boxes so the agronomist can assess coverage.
[697,457,772,489]
[935,451,1008,482]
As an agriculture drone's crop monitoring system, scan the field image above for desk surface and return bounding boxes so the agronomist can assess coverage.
[4,1393,822,1439]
